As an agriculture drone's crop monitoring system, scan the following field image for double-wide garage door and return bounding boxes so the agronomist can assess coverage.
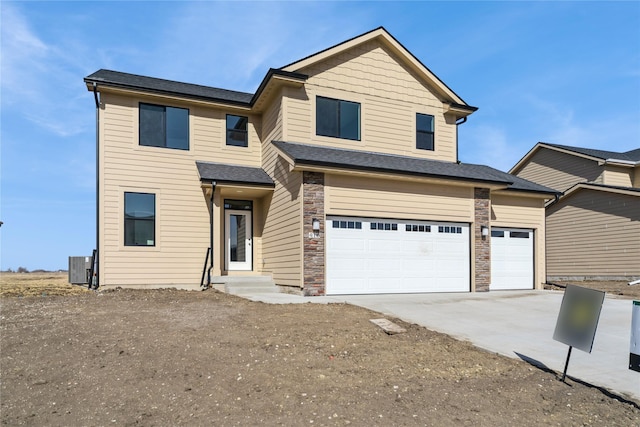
[326,216,470,295]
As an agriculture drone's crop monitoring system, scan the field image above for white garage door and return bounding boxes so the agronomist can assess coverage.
[490,228,534,290]
[326,217,470,295]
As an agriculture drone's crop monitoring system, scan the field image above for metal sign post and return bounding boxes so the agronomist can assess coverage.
[630,301,640,373]
[553,285,605,382]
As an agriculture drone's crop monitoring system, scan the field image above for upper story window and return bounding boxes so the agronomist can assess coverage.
[139,103,189,150]
[416,113,434,151]
[124,192,155,246]
[226,115,248,147]
[316,96,360,141]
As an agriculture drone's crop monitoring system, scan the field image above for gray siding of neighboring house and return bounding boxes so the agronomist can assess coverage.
[516,148,601,192]
[546,189,640,280]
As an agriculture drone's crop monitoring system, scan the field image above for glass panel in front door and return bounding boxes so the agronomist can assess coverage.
[230,214,246,263]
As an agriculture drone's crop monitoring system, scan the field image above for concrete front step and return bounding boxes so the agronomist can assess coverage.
[210,275,279,295]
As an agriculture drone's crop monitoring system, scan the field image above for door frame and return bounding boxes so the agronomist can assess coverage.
[224,209,253,271]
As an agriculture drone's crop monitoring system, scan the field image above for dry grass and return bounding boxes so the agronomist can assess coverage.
[0,272,90,297]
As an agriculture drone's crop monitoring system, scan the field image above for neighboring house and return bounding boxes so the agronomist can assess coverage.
[510,142,640,281]
[84,27,555,295]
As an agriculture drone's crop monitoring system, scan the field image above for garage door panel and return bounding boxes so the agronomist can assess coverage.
[490,227,533,290]
[326,217,470,295]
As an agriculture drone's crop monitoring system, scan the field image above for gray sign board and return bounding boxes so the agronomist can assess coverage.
[553,285,605,353]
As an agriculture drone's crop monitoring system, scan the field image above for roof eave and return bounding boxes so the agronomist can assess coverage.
[200,178,275,188]
[84,78,252,109]
[291,158,511,188]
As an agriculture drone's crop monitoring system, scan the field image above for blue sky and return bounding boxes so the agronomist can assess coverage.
[1,1,639,271]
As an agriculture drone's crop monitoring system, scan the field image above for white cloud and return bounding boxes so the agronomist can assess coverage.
[137,2,365,91]
[1,4,93,137]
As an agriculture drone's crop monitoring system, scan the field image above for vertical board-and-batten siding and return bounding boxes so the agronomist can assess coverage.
[325,175,473,221]
[515,149,601,192]
[491,193,547,289]
[284,40,457,163]
[546,189,640,278]
[261,93,303,287]
[100,92,261,286]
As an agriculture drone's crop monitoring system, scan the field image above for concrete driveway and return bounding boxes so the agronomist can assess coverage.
[242,289,639,403]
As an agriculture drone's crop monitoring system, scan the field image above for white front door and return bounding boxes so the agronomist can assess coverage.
[225,210,252,271]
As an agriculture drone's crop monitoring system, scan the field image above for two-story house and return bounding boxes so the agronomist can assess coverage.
[84,27,555,295]
[510,142,640,282]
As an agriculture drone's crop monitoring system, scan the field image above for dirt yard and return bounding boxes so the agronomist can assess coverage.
[545,280,640,300]
[1,274,638,425]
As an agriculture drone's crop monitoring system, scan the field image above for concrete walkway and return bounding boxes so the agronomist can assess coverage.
[236,289,639,403]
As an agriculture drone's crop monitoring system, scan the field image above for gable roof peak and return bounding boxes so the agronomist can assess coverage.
[280,27,475,112]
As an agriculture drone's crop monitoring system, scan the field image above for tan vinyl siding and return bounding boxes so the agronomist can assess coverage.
[99,92,262,287]
[515,148,601,192]
[261,96,303,287]
[601,165,633,188]
[191,106,261,167]
[546,189,640,278]
[325,175,473,221]
[491,193,547,289]
[491,194,545,227]
[285,40,457,162]
[634,166,640,188]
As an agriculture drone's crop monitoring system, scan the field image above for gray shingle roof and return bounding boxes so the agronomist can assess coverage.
[573,182,640,193]
[544,143,640,162]
[86,70,253,105]
[196,161,274,187]
[85,68,307,107]
[272,141,557,194]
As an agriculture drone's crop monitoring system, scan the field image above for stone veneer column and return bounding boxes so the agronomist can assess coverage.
[302,171,325,296]
[474,187,491,292]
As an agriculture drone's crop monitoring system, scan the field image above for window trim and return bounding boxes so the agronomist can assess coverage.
[139,102,189,150]
[124,192,156,247]
[225,114,249,147]
[316,96,361,141]
[416,113,435,151]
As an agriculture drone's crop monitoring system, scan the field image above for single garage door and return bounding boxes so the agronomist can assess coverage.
[326,216,470,295]
[490,227,534,290]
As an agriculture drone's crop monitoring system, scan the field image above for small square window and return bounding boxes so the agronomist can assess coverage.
[416,113,434,151]
[371,222,377,230]
[355,222,362,229]
[333,220,339,229]
[226,115,248,147]
[340,221,347,229]
[391,224,398,231]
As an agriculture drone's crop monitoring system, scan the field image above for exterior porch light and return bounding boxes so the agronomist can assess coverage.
[312,218,321,231]
[481,225,489,237]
